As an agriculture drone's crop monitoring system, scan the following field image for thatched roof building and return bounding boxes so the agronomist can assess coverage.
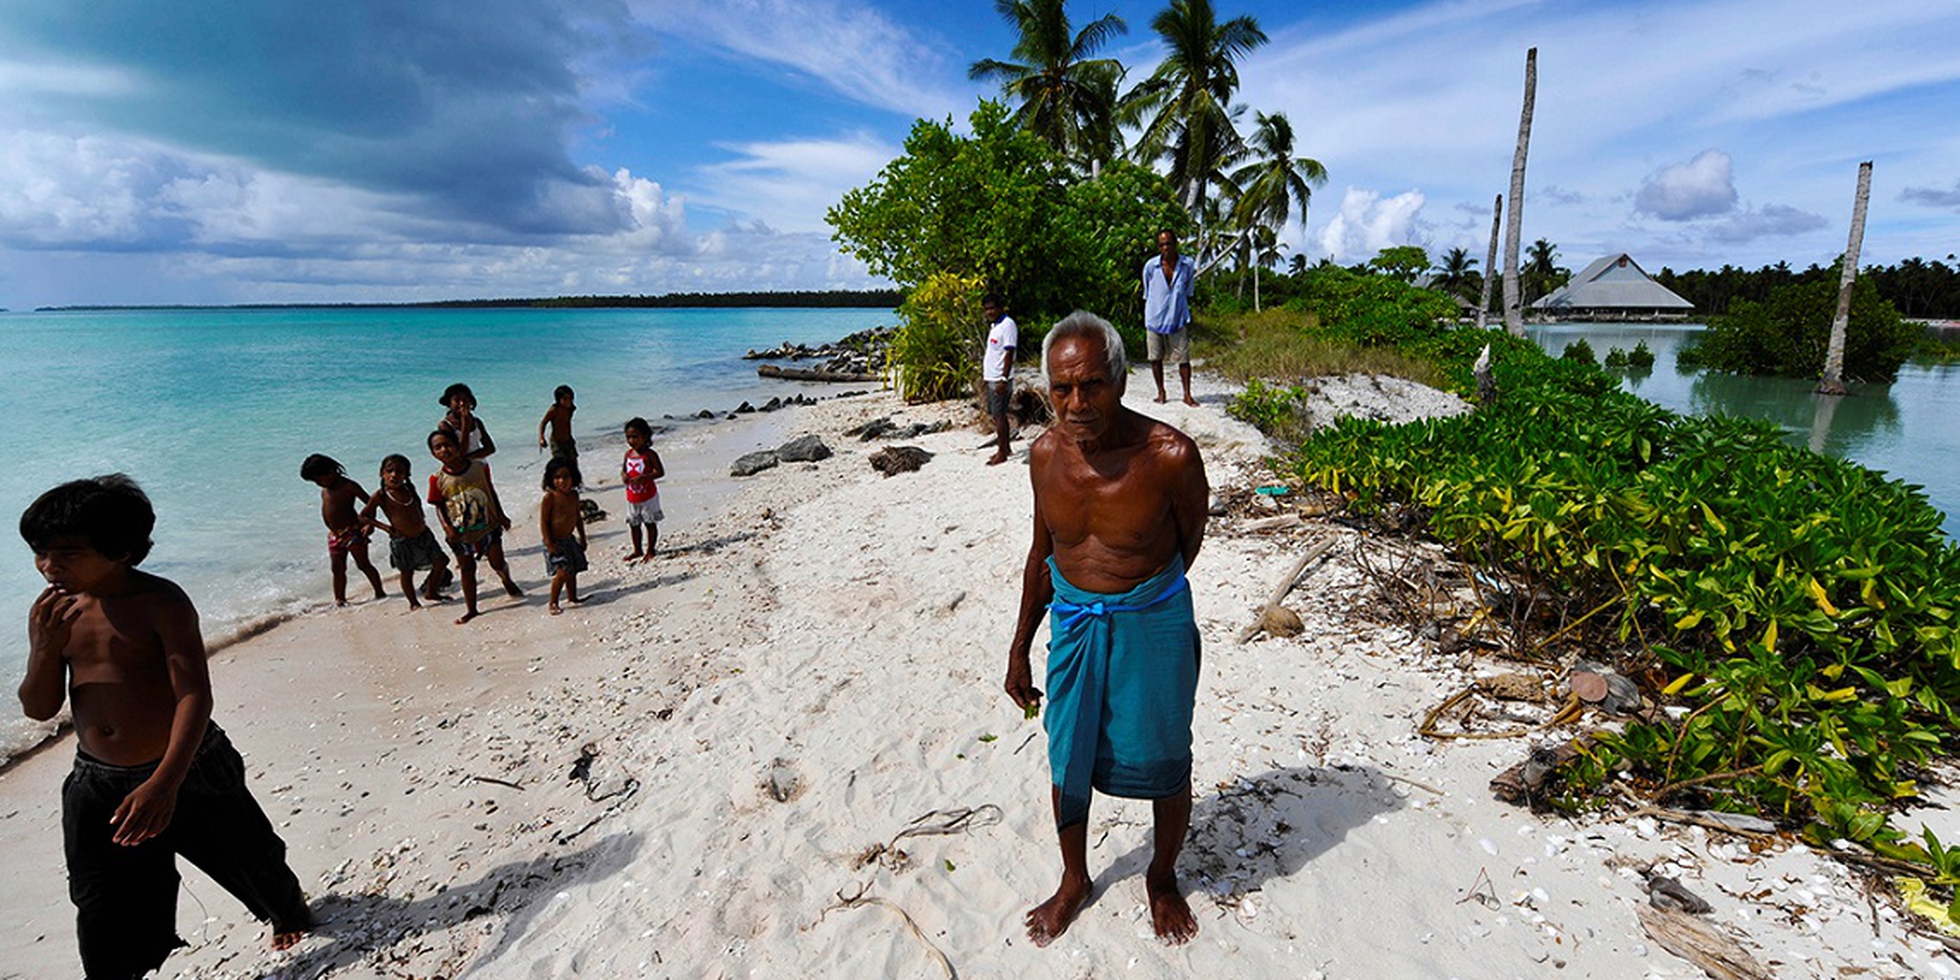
[1532,253,1694,320]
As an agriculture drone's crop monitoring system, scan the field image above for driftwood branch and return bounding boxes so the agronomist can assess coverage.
[1634,904,1774,980]
[1238,536,1339,642]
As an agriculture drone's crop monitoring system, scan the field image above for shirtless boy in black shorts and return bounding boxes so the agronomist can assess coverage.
[19,474,313,979]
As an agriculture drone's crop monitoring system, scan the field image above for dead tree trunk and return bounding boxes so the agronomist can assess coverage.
[1478,193,1502,331]
[1502,48,1537,338]
[1819,161,1873,396]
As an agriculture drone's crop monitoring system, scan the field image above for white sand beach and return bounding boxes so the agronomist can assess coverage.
[2,371,1955,980]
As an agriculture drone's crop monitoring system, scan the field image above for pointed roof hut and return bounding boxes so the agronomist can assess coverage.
[1532,253,1694,320]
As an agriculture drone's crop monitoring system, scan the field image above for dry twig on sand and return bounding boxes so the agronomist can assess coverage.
[817,882,956,979]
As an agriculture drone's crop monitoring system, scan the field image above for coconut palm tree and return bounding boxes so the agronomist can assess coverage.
[968,0,1129,171]
[1287,252,1308,277]
[1435,246,1479,303]
[1525,237,1564,304]
[1223,110,1325,268]
[1121,0,1266,217]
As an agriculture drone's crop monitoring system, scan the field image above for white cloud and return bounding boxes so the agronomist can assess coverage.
[690,132,895,233]
[1636,150,1738,221]
[1315,188,1428,264]
[641,0,966,120]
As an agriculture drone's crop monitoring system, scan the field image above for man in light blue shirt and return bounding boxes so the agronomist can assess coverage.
[1142,230,1198,406]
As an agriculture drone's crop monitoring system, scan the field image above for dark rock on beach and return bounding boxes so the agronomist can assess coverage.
[776,435,832,463]
[731,451,779,477]
[745,326,894,378]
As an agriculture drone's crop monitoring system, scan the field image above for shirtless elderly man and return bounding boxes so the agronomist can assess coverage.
[1004,311,1209,946]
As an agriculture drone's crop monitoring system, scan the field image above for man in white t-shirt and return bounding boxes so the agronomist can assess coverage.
[981,291,1018,465]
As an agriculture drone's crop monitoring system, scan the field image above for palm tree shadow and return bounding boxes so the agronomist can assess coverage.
[258,832,640,978]
[1095,764,1402,903]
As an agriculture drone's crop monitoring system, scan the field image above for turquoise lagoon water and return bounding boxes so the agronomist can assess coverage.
[1529,323,1960,540]
[0,306,890,756]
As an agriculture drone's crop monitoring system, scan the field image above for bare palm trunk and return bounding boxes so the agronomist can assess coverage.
[1478,193,1501,331]
[1502,48,1537,338]
[1254,263,1262,311]
[1819,161,1872,396]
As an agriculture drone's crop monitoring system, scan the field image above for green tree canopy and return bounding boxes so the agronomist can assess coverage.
[1367,245,1431,283]
[826,100,1188,332]
[1679,273,1921,383]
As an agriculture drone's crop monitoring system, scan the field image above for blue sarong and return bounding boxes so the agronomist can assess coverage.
[1044,554,1200,829]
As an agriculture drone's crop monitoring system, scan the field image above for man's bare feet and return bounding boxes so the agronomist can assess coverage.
[407,599,422,610]
[1182,395,1200,407]
[548,603,562,615]
[568,594,586,604]
[1145,870,1197,945]
[502,580,523,597]
[454,609,478,625]
[1025,874,1091,947]
[271,928,307,951]
[1153,393,1168,403]
[625,549,643,561]
[986,452,1009,466]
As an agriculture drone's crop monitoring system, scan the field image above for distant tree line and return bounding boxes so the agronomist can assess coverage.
[1656,257,1960,320]
[39,289,903,313]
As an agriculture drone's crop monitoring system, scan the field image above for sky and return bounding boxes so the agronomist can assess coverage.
[1,0,1956,308]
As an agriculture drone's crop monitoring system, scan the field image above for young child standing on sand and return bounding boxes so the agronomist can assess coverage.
[360,454,453,610]
[300,453,386,606]
[427,429,522,625]
[537,385,578,465]
[539,458,588,615]
[621,417,665,562]
[437,383,496,461]
[18,475,313,978]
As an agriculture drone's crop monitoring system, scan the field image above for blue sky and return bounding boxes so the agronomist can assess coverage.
[1,0,1955,307]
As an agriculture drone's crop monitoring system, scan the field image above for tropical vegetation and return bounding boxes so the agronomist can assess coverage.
[967,0,1129,173]
[1658,256,1960,320]
[1679,273,1921,382]
[826,102,1188,398]
[1199,288,1960,889]
[842,0,1327,393]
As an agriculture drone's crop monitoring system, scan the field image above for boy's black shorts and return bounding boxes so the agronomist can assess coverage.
[62,724,310,979]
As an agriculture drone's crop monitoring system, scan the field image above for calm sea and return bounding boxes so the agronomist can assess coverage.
[0,306,890,759]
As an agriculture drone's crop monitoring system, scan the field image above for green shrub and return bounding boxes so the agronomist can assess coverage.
[1628,340,1656,369]
[1290,335,1960,862]
[891,272,984,402]
[1603,346,1629,368]
[1227,379,1313,444]
[1679,275,1919,382]
[1561,338,1597,364]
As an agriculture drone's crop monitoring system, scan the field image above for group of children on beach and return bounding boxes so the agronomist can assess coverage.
[299,383,667,624]
[15,381,674,977]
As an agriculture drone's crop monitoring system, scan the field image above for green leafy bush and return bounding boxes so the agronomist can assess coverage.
[1299,266,1460,350]
[1290,335,1960,858]
[828,102,1188,332]
[891,272,985,403]
[1561,338,1596,364]
[1628,340,1656,369]
[1227,379,1313,444]
[1679,275,1920,382]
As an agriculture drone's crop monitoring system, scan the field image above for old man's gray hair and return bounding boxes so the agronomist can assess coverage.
[1041,311,1128,393]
